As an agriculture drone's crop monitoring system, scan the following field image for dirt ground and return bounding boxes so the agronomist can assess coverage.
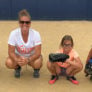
[0,21,92,92]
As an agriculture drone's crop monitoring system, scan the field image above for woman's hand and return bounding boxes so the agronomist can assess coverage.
[17,57,28,66]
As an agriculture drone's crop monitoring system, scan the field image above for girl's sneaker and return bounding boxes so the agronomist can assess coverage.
[67,76,79,85]
[49,75,58,84]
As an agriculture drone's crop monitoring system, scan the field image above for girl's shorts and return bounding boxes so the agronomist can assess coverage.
[59,67,67,76]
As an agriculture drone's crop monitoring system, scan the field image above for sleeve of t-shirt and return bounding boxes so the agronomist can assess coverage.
[8,31,16,46]
[34,32,42,46]
[73,50,79,58]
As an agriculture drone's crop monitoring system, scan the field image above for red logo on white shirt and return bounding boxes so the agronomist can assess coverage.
[16,45,35,54]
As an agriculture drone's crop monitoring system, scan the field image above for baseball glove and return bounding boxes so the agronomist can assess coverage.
[49,53,69,62]
[85,62,92,76]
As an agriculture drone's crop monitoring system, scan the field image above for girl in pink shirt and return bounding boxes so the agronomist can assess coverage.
[47,35,83,84]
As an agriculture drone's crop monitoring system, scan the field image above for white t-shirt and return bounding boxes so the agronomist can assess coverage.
[8,28,42,57]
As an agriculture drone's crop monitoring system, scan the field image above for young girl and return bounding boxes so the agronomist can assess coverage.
[47,35,83,84]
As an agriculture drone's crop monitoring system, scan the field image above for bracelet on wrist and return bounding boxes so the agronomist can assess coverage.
[27,58,30,63]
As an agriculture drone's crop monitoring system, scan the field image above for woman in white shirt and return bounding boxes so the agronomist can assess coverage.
[5,9,43,78]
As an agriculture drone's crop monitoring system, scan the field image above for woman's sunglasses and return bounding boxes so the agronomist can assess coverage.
[19,21,30,24]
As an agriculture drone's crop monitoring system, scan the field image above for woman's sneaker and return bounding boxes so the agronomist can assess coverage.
[49,75,58,84]
[67,76,79,85]
[33,69,40,78]
[15,66,21,78]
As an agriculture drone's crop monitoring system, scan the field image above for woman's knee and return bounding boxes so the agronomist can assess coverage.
[5,58,15,69]
[29,57,43,69]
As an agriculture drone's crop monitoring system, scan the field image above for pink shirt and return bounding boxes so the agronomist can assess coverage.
[56,49,79,68]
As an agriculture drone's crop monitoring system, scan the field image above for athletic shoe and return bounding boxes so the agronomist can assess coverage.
[67,76,79,85]
[49,75,58,84]
[15,66,21,78]
[33,69,40,78]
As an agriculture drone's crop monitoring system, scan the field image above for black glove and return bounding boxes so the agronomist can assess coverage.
[85,62,92,76]
[49,53,69,62]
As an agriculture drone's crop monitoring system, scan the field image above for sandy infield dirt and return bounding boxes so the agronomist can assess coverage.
[0,21,92,92]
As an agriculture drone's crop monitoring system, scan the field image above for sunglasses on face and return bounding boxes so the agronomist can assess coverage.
[19,21,30,24]
[63,44,72,47]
